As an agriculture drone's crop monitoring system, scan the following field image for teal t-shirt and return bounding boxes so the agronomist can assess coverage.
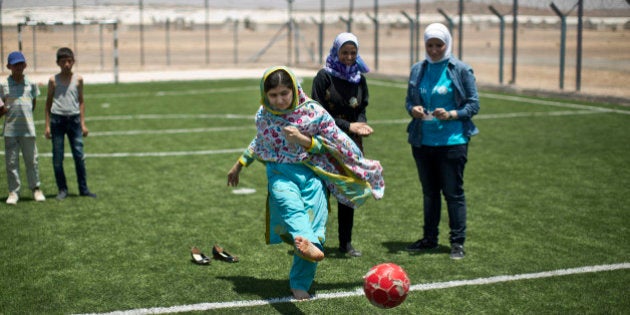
[419,60,467,146]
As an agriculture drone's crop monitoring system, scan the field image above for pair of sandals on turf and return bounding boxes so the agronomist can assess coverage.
[191,244,239,265]
[191,237,323,265]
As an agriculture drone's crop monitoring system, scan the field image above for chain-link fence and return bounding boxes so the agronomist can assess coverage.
[1,0,629,99]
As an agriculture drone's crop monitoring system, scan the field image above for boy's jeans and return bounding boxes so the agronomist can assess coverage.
[4,136,41,193]
[50,114,89,194]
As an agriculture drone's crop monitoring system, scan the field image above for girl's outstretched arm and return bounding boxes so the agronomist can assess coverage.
[227,161,243,187]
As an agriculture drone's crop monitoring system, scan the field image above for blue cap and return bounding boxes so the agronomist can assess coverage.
[7,51,26,65]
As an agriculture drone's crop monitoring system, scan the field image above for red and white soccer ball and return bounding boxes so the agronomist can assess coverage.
[363,263,410,309]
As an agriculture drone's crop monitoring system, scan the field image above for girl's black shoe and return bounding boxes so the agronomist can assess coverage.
[213,244,239,263]
[340,242,362,257]
[191,247,211,265]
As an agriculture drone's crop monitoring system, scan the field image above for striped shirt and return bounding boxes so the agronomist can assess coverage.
[1,76,40,137]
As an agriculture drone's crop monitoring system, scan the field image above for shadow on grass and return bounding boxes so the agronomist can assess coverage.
[321,246,352,259]
[381,241,450,255]
[216,276,304,314]
[217,275,359,314]
[285,247,352,260]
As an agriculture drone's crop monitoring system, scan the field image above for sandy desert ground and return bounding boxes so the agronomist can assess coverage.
[2,16,629,103]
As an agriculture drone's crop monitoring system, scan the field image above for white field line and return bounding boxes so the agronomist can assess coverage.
[79,79,629,115]
[80,262,630,315]
[31,108,614,129]
[369,109,612,125]
[16,82,627,159]
[31,148,246,158]
[368,80,630,115]
[90,126,255,137]
[18,108,612,159]
[33,113,254,125]
[84,86,259,99]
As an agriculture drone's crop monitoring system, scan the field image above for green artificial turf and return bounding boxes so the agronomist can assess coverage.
[0,77,628,314]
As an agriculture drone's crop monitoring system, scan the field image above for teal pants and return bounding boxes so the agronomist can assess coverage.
[266,163,328,292]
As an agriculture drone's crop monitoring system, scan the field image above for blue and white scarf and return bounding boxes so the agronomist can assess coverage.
[324,32,370,84]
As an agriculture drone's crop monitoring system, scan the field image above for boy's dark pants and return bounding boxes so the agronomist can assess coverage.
[50,114,89,194]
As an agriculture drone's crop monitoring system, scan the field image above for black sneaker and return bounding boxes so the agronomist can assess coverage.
[339,242,362,257]
[56,190,68,200]
[80,191,97,198]
[406,238,438,252]
[450,243,465,260]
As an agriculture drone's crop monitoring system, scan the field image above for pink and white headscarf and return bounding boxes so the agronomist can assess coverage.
[424,23,452,64]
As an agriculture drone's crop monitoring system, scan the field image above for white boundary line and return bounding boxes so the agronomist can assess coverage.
[368,80,630,115]
[31,108,617,129]
[28,148,246,158]
[85,86,259,99]
[11,107,622,159]
[13,83,627,159]
[34,83,628,312]
[81,262,630,315]
[90,126,254,137]
[33,114,254,125]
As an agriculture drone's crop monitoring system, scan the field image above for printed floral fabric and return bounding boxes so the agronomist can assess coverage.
[242,66,384,207]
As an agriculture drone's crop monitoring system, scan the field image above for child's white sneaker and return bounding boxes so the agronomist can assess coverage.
[6,192,19,205]
[33,189,46,202]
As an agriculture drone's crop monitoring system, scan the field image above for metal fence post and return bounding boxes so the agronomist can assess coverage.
[17,23,22,51]
[319,0,325,65]
[113,21,119,84]
[287,0,293,66]
[510,0,518,84]
[489,5,505,85]
[415,0,420,62]
[550,2,567,90]
[165,18,170,66]
[401,11,415,69]
[139,0,144,67]
[31,24,37,71]
[458,0,463,60]
[367,1,379,71]
[204,0,210,64]
[576,0,583,91]
[233,19,239,64]
[437,9,454,37]
[0,0,4,72]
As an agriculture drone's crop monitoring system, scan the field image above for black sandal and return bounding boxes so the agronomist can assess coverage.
[191,247,211,265]
[213,244,239,263]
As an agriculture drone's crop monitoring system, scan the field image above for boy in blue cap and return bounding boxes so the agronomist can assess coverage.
[0,51,45,204]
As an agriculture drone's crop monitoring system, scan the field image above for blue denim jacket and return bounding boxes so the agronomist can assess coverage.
[405,57,480,147]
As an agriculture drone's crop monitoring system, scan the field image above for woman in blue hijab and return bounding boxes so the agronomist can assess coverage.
[311,32,373,257]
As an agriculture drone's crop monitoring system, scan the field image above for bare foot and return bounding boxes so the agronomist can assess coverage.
[294,236,324,262]
[291,288,311,300]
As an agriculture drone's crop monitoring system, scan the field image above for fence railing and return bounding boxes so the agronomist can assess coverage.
[0,1,628,99]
